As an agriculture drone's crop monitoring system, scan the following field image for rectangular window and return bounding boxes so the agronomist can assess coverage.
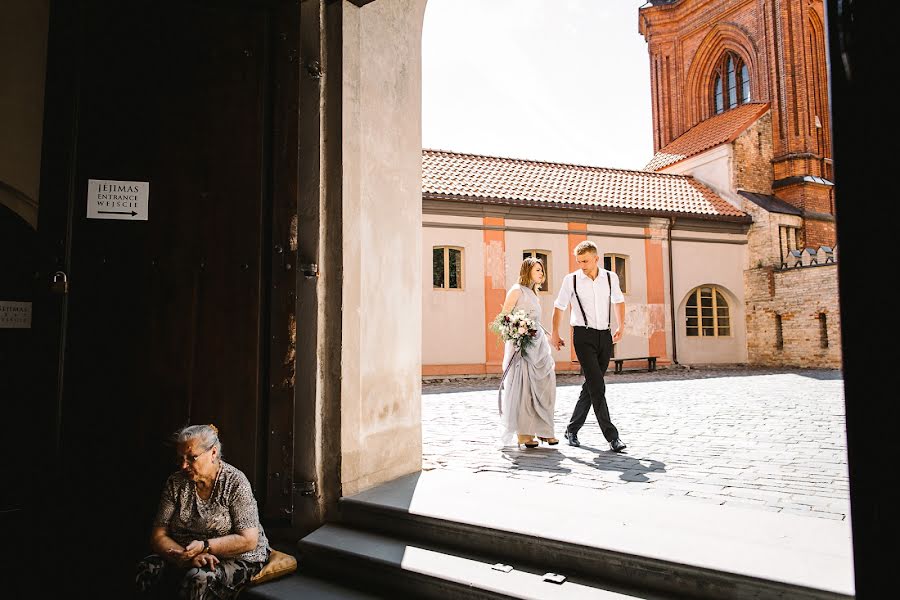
[523,250,551,293]
[432,247,444,288]
[603,254,628,293]
[775,314,783,350]
[433,246,463,290]
[448,248,462,289]
[819,313,828,348]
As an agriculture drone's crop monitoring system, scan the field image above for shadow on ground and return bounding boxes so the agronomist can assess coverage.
[498,445,667,483]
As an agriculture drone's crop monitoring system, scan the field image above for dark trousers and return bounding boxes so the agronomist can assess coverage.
[567,326,619,442]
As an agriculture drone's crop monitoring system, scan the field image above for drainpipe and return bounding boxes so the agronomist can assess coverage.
[668,217,679,365]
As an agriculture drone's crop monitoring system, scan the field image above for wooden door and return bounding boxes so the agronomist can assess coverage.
[33,0,299,589]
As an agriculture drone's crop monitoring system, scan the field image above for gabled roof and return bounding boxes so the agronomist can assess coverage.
[422,149,747,219]
[645,103,770,172]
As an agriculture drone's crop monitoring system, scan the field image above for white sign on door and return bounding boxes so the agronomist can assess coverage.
[0,301,32,329]
[87,179,149,220]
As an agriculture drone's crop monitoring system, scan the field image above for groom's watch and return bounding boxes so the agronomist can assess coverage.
[202,539,210,554]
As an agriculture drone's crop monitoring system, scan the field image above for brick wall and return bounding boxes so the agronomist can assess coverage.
[745,264,841,368]
[803,219,836,249]
[734,113,773,194]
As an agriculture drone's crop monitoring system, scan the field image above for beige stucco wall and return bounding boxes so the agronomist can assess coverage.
[587,232,651,359]
[503,227,571,364]
[422,225,485,365]
[341,0,427,496]
[0,1,49,228]
[421,217,672,369]
[672,235,748,364]
[661,145,742,211]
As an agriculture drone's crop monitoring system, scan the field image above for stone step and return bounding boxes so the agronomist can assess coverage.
[334,470,854,600]
[298,523,677,600]
[241,567,386,600]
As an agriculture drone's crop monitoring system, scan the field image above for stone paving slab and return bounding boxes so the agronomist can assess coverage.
[422,367,851,521]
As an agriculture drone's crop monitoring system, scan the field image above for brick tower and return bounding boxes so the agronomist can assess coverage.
[639,0,834,248]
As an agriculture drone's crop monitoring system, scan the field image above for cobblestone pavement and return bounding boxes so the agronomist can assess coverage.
[422,366,850,521]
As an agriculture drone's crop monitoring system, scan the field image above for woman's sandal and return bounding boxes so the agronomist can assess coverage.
[538,437,559,445]
[518,434,539,448]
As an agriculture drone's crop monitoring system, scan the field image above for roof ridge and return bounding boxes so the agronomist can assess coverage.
[423,148,697,180]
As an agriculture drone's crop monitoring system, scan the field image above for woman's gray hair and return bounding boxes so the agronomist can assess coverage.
[173,423,222,456]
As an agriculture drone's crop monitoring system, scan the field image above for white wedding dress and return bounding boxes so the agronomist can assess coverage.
[499,284,557,446]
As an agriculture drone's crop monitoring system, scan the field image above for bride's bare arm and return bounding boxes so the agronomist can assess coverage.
[500,287,522,314]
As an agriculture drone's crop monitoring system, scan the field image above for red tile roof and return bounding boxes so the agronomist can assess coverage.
[644,103,770,172]
[422,149,747,219]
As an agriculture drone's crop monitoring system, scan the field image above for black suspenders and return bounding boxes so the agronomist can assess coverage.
[572,271,612,330]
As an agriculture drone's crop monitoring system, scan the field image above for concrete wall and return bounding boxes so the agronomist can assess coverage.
[0,1,49,228]
[341,0,427,496]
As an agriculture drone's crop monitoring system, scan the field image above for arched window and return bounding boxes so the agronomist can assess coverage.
[711,52,751,115]
[726,56,737,109]
[522,250,551,293]
[714,74,724,114]
[433,246,464,290]
[685,286,731,337]
[741,64,751,104]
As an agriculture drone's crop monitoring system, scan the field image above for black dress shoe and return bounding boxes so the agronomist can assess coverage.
[564,431,580,447]
[610,438,627,452]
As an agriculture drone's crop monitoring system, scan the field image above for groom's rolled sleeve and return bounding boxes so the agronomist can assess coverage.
[553,277,572,311]
[610,272,625,304]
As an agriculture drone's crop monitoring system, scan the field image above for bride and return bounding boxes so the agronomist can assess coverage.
[498,256,558,448]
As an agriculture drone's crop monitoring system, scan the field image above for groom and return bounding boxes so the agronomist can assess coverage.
[550,240,627,452]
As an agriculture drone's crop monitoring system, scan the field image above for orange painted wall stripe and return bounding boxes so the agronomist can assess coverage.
[566,223,587,362]
[644,228,669,361]
[484,217,506,368]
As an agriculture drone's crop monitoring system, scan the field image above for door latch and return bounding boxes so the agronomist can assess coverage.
[50,271,68,295]
[298,263,318,279]
[293,481,317,496]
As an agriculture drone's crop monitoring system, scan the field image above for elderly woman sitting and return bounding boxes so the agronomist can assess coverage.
[136,424,270,599]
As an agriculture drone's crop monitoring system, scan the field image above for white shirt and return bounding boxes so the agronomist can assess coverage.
[553,269,625,330]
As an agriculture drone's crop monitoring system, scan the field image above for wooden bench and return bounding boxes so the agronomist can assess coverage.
[612,356,658,374]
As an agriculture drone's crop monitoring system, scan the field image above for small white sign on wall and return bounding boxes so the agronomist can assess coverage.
[87,179,149,220]
[0,301,32,329]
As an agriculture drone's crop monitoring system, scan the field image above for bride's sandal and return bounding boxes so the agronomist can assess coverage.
[539,437,559,445]
[518,434,539,448]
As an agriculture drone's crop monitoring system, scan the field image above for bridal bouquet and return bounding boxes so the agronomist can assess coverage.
[490,308,539,357]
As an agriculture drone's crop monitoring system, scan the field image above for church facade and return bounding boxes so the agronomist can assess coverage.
[640,0,840,368]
